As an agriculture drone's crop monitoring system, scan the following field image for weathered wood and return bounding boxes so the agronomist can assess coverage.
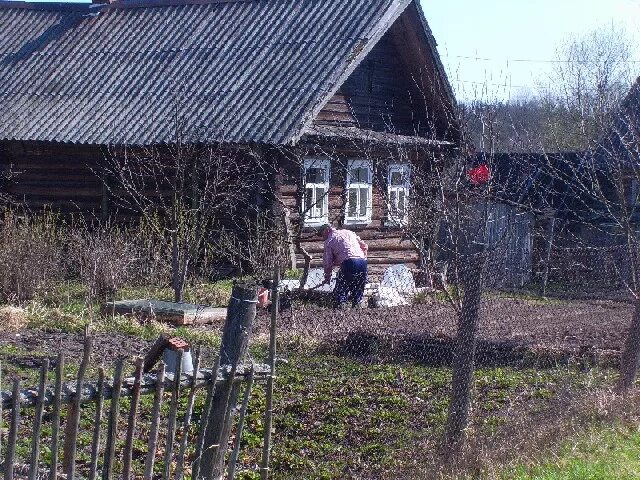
[260,268,280,480]
[123,357,144,479]
[88,367,106,480]
[102,359,125,480]
[28,359,49,480]
[208,361,239,480]
[199,283,258,479]
[227,366,255,480]
[49,354,64,480]
[143,363,166,480]
[0,363,268,410]
[4,379,20,480]
[64,335,93,479]
[0,361,3,461]
[175,347,202,480]
[192,355,221,480]
[143,335,170,373]
[163,349,183,480]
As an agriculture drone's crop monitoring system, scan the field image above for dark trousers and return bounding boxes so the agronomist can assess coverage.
[333,257,368,308]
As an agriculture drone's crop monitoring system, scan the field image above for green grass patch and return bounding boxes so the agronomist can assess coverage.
[505,424,640,480]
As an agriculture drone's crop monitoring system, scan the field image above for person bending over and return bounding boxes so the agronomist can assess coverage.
[320,224,369,308]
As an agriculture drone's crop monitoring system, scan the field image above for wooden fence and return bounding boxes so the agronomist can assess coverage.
[0,280,278,480]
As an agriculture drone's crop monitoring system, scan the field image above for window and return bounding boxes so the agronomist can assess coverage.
[387,164,410,225]
[345,159,372,224]
[302,158,330,226]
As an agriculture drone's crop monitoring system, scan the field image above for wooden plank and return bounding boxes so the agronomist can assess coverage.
[143,363,165,480]
[4,379,20,480]
[63,335,93,479]
[88,367,105,480]
[28,359,49,480]
[162,350,183,480]
[175,348,202,480]
[102,359,125,480]
[122,358,144,479]
[49,354,64,480]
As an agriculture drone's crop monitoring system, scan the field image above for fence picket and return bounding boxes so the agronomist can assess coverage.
[123,357,144,479]
[175,347,202,480]
[143,362,165,480]
[64,335,93,479]
[49,353,64,480]
[102,359,125,480]
[88,367,106,480]
[192,354,221,480]
[227,365,255,480]
[28,358,49,480]
[4,378,20,480]
[162,349,183,480]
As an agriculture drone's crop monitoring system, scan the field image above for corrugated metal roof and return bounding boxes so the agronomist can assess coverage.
[0,0,436,145]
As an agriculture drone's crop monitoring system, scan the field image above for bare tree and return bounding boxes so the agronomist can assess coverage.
[104,116,260,302]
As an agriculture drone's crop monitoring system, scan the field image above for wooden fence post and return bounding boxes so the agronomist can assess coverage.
[198,282,258,480]
[176,347,202,480]
[88,367,106,480]
[28,358,49,480]
[123,357,144,479]
[64,335,93,479]
[4,379,20,480]
[102,359,125,480]
[143,363,166,480]
[260,267,280,480]
[162,349,183,480]
[49,354,64,480]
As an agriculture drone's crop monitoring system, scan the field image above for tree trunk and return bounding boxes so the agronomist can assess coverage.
[617,297,640,392]
[445,254,485,449]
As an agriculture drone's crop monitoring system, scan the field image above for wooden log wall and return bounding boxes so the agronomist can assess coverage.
[274,149,421,278]
[0,141,106,217]
[315,30,432,138]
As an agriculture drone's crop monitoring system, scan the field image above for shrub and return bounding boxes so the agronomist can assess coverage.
[0,210,63,303]
[68,223,140,302]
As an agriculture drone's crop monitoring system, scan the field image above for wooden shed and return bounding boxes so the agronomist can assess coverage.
[0,0,462,275]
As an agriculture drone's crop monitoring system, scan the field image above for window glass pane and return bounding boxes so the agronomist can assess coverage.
[390,170,404,186]
[306,167,325,184]
[348,188,358,217]
[305,188,314,215]
[389,190,398,214]
[398,190,406,216]
[315,187,325,215]
[350,165,369,183]
[359,187,368,217]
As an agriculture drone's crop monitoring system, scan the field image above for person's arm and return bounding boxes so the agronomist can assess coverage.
[357,235,369,258]
[323,242,334,283]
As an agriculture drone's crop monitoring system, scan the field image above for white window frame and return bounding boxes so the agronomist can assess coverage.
[344,159,373,225]
[386,163,410,226]
[302,157,330,227]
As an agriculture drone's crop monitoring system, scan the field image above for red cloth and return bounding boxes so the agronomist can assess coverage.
[467,164,490,185]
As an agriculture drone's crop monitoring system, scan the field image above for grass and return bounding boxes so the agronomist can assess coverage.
[506,424,640,480]
[0,280,628,478]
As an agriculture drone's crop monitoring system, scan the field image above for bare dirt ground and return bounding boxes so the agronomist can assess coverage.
[0,296,632,367]
[265,296,633,365]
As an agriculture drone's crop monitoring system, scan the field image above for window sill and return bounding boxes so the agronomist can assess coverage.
[383,219,408,228]
[303,219,329,228]
[344,219,371,226]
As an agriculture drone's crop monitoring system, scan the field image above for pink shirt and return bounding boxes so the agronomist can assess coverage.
[323,228,368,280]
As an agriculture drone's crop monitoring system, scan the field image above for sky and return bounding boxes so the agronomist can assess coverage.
[423,0,640,103]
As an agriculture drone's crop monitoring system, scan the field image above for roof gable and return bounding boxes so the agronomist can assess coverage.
[0,0,455,146]
[309,2,459,142]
